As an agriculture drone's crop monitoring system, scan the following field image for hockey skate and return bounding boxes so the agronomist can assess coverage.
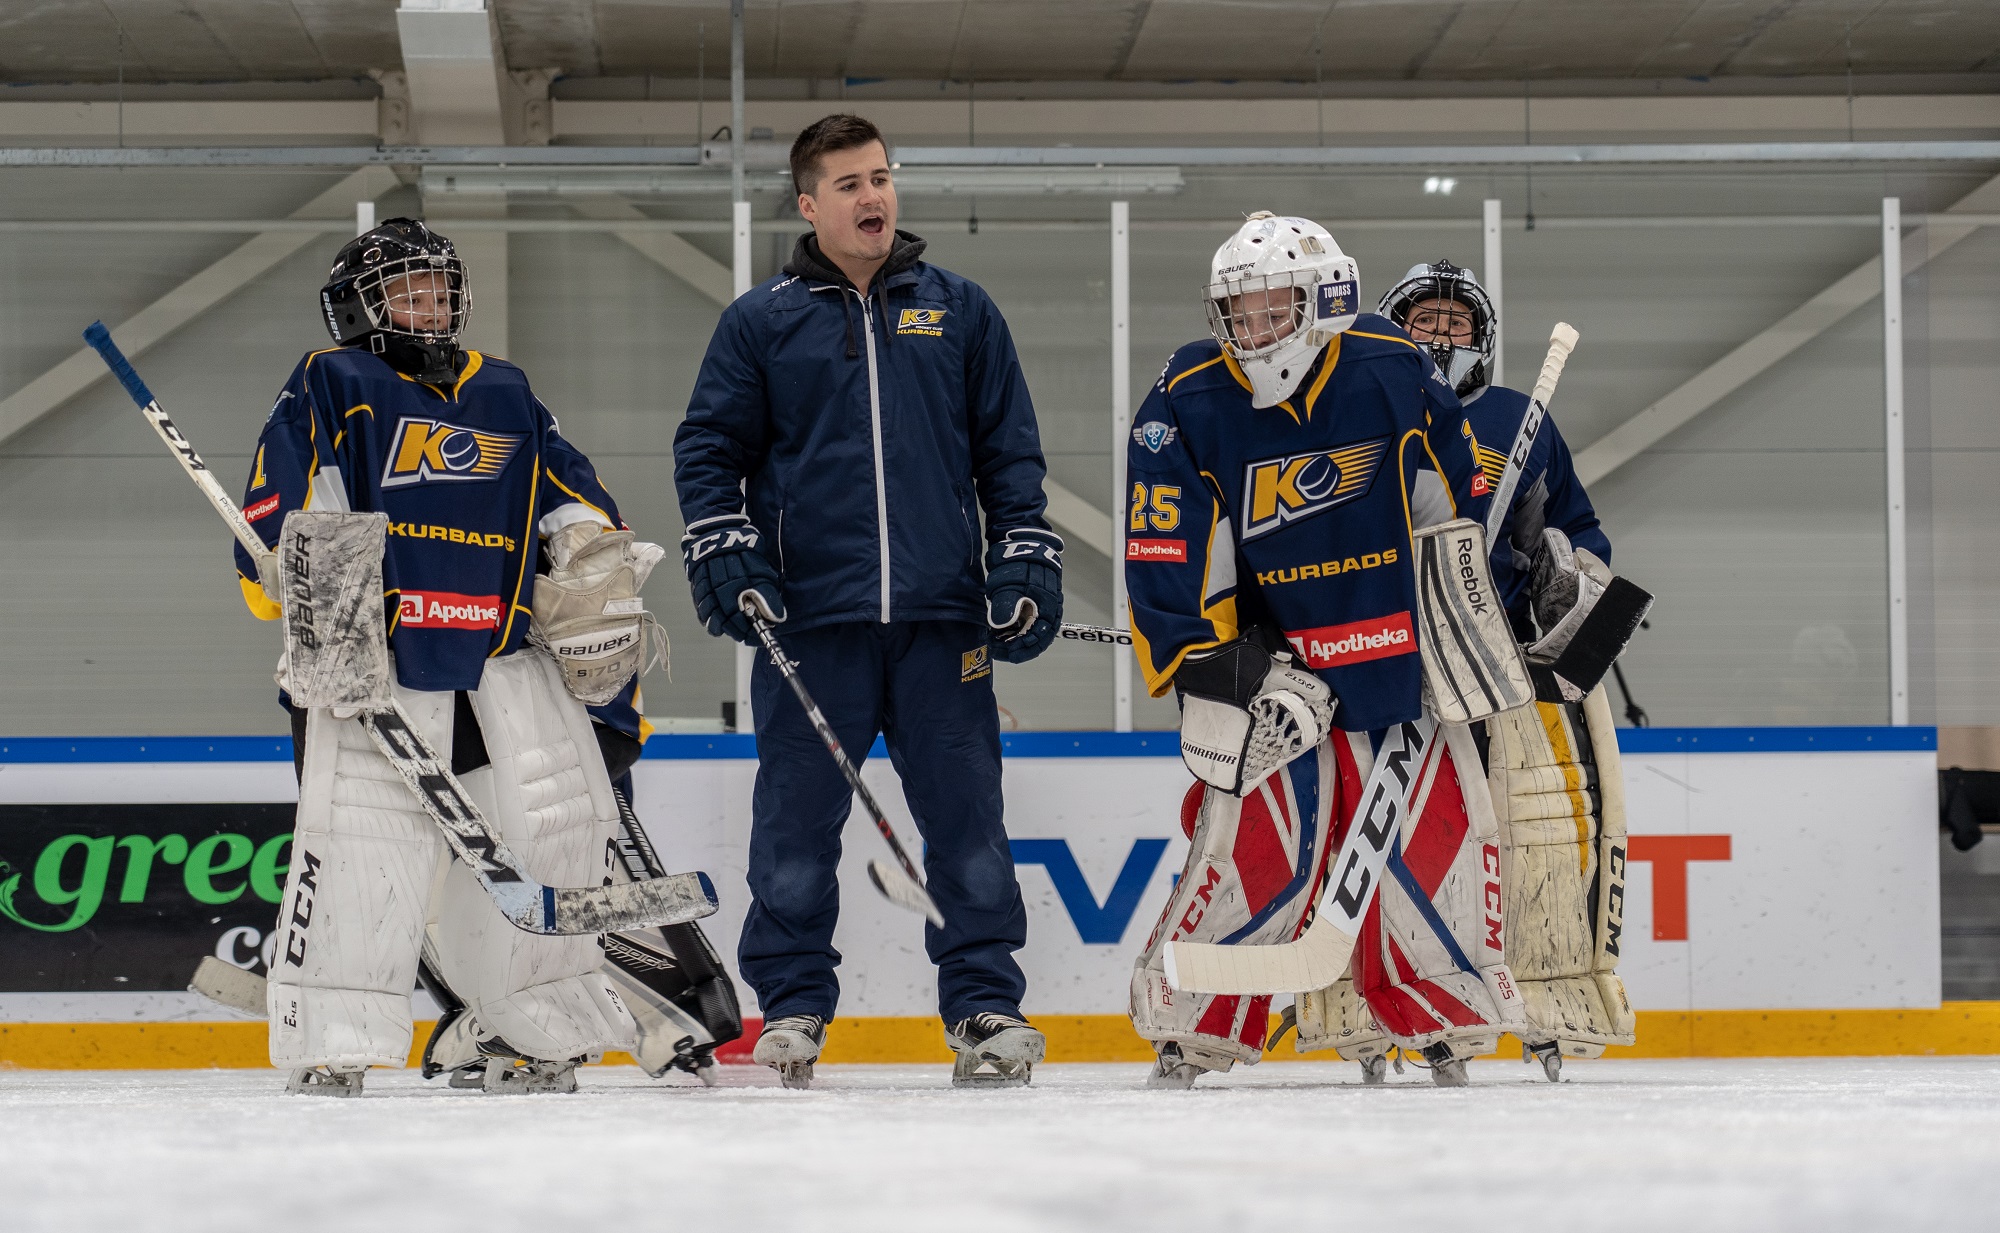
[944,1013,1044,1088]
[286,1065,366,1097]
[753,1014,826,1090]
[474,1057,582,1094]
[1523,1041,1564,1083]
[1145,1040,1234,1090]
[1423,1043,1472,1087]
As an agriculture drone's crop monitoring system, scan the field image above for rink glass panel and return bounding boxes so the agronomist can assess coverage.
[0,162,1992,734]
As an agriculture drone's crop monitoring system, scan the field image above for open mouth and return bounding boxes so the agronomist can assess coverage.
[858,215,885,236]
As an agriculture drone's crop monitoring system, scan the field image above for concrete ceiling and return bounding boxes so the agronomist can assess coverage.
[1,1,1996,88]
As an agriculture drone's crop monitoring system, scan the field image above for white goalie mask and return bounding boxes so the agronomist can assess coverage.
[1377,260,1497,397]
[1204,212,1360,409]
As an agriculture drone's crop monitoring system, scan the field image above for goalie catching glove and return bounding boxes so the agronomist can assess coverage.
[1526,528,1654,703]
[532,522,670,704]
[1175,630,1333,796]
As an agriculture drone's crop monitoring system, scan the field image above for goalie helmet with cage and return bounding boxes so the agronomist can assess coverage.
[321,218,471,386]
[1204,212,1361,409]
[1377,260,1496,397]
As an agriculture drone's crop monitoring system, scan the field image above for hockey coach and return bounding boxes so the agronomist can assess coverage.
[674,113,1062,1087]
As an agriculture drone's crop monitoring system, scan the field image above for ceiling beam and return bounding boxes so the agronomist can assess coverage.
[0,168,397,450]
[567,196,734,306]
[1572,172,2000,486]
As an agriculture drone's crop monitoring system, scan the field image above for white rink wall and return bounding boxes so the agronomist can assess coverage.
[0,727,1939,1022]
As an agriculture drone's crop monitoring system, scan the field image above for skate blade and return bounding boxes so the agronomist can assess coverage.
[1145,1063,1201,1090]
[775,1061,815,1090]
[953,1058,1032,1088]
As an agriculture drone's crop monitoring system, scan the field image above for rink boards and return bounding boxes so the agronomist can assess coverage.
[1,725,1985,1065]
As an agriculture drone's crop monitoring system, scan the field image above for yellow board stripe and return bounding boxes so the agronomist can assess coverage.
[8,1006,2000,1069]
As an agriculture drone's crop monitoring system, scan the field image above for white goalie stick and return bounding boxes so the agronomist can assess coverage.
[1483,322,1580,544]
[740,597,947,927]
[84,320,718,937]
[1161,324,1582,995]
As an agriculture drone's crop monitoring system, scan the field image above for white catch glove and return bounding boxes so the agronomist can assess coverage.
[1176,638,1334,797]
[531,522,670,704]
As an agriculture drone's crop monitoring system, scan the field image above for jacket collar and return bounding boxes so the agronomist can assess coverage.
[785,229,927,293]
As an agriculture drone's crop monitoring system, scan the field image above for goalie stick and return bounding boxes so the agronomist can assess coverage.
[740,597,947,927]
[83,320,717,938]
[1162,323,1581,995]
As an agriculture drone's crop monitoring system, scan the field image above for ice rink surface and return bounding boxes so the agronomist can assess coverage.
[5,1057,1999,1232]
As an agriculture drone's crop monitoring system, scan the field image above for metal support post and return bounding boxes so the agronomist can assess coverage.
[1110,201,1133,732]
[1882,197,1908,725]
[1483,198,1503,388]
[355,199,375,237]
[730,0,754,732]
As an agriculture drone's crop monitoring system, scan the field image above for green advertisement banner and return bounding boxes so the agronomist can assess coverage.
[0,804,295,992]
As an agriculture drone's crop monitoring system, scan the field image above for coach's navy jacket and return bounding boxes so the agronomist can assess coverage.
[674,231,1051,633]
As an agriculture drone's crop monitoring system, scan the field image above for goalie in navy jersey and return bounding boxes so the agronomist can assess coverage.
[233,218,675,1095]
[1123,213,1533,1088]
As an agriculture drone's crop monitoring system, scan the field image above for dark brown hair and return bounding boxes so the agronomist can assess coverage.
[790,113,887,196]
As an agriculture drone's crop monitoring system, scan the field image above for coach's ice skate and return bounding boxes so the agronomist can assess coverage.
[754,1014,826,1089]
[945,1012,1044,1088]
[285,1065,365,1097]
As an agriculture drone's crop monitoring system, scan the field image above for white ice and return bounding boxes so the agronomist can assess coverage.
[5,1058,1998,1232]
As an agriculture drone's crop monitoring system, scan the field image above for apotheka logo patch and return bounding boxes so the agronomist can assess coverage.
[381,417,523,488]
[1283,611,1416,669]
[1241,436,1389,540]
[397,590,502,631]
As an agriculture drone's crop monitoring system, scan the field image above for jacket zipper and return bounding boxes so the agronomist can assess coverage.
[860,290,891,622]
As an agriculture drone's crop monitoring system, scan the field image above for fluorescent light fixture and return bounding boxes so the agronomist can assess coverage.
[421,165,1182,198]
[1423,175,1458,195]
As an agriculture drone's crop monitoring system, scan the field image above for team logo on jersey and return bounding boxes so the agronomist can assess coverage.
[380,417,524,489]
[961,645,991,683]
[897,308,948,337]
[1240,436,1389,541]
[397,590,502,631]
[1134,421,1177,453]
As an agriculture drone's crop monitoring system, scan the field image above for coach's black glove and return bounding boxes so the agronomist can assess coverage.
[682,514,785,645]
[984,528,1064,664]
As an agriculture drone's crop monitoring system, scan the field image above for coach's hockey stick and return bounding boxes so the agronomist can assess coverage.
[1162,327,1583,994]
[740,597,947,927]
[83,320,718,937]
[1482,322,1579,543]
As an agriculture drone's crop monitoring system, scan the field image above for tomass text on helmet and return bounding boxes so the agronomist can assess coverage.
[321,218,471,385]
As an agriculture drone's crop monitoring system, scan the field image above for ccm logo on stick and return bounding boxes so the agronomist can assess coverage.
[1284,611,1417,669]
[398,590,502,630]
[1126,538,1187,562]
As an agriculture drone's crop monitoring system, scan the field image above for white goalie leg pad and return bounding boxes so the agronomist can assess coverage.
[1350,721,1527,1061]
[1487,686,1636,1055]
[268,689,449,1070]
[1131,738,1345,1067]
[429,651,638,1062]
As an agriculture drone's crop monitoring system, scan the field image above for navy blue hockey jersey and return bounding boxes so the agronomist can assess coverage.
[234,347,627,694]
[1459,383,1610,636]
[1125,317,1494,733]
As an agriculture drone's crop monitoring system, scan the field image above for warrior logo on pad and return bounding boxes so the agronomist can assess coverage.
[1284,611,1416,669]
[381,417,524,488]
[1241,437,1388,541]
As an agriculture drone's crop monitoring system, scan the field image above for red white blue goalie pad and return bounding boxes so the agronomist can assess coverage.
[1130,722,1523,1068]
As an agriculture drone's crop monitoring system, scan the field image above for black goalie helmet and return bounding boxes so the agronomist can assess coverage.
[1376,260,1495,397]
[321,218,470,384]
